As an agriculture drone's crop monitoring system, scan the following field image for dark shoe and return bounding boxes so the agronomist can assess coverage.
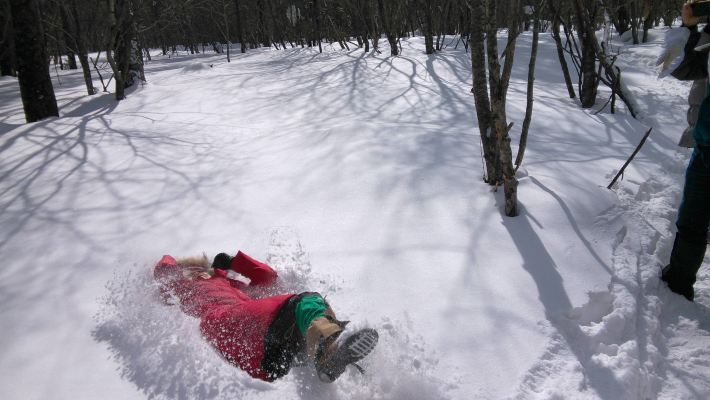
[661,265,695,301]
[316,328,378,383]
[660,264,671,282]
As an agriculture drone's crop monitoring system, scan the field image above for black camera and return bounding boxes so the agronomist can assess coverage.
[691,1,710,17]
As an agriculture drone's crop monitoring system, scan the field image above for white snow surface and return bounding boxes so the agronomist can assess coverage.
[1,31,709,400]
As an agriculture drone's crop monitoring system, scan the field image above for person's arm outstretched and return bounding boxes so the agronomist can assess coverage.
[213,251,278,286]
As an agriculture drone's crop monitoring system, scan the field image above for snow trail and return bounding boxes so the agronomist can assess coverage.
[511,31,710,400]
[512,124,709,400]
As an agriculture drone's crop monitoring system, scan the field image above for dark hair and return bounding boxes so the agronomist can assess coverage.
[211,253,233,270]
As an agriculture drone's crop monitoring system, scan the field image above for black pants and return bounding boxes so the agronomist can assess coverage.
[664,146,710,300]
[261,292,323,380]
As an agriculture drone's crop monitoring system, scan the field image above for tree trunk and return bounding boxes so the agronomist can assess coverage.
[361,0,374,53]
[106,48,124,100]
[0,0,17,77]
[422,2,434,54]
[578,0,637,117]
[66,0,95,95]
[378,0,399,56]
[65,50,78,69]
[266,0,283,50]
[257,0,270,47]
[516,7,540,171]
[107,0,128,100]
[551,12,575,98]
[574,0,598,108]
[471,0,522,215]
[662,8,674,27]
[59,5,78,70]
[107,0,144,100]
[9,0,59,122]
[313,0,322,53]
[485,0,504,186]
[642,1,653,43]
[490,0,520,217]
[613,4,631,35]
[469,0,496,183]
[631,1,640,44]
[77,51,95,95]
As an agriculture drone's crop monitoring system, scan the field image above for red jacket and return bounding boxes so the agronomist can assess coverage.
[154,251,295,381]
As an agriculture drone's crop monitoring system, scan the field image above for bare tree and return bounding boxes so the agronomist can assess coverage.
[377,0,400,56]
[57,0,97,95]
[572,0,599,108]
[549,0,576,98]
[106,0,144,101]
[515,0,543,172]
[9,0,59,122]
[234,0,247,52]
[419,0,435,54]
[469,0,521,216]
[0,0,16,77]
[208,0,233,62]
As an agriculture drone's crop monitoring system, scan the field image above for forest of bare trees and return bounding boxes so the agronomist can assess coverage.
[0,0,686,214]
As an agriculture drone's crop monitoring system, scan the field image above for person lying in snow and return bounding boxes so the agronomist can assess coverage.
[153,251,378,382]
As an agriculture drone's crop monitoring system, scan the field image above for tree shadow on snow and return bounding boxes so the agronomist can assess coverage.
[497,195,629,399]
[0,91,242,256]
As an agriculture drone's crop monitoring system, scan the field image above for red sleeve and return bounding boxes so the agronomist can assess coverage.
[154,255,178,281]
[153,255,179,303]
[230,251,278,286]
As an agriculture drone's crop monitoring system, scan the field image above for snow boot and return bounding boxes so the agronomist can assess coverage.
[316,327,378,383]
[661,264,695,301]
[306,317,378,383]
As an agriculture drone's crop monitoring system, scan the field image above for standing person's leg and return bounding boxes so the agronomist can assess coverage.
[663,146,710,300]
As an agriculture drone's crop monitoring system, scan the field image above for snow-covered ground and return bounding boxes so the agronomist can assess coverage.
[0,29,708,400]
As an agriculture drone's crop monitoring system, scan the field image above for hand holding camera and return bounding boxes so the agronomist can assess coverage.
[686,1,710,26]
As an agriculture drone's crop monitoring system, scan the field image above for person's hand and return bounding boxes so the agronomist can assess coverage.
[657,22,692,78]
[683,0,703,27]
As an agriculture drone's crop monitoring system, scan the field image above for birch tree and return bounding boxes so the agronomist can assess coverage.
[469,0,521,216]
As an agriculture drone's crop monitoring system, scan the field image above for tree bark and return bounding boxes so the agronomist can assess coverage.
[470,0,520,216]
[574,0,598,108]
[234,0,246,53]
[631,1,640,44]
[642,1,653,43]
[579,0,637,117]
[313,0,322,53]
[59,4,78,70]
[257,0,271,47]
[421,1,434,54]
[485,0,504,186]
[107,0,132,100]
[516,6,540,170]
[107,0,143,100]
[551,11,575,98]
[613,4,631,35]
[0,0,17,77]
[469,0,496,183]
[66,0,95,95]
[378,0,399,56]
[9,0,59,122]
[491,0,520,217]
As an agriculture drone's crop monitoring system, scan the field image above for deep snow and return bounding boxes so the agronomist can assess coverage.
[0,29,708,400]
